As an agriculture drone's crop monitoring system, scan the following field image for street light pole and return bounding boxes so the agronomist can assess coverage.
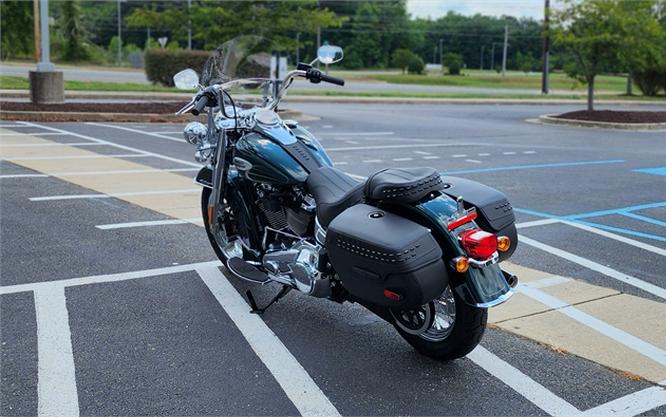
[480,45,485,70]
[37,0,53,71]
[296,32,301,63]
[439,38,443,65]
[541,0,551,94]
[501,25,508,76]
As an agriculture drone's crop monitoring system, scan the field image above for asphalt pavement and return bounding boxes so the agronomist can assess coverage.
[1,102,666,416]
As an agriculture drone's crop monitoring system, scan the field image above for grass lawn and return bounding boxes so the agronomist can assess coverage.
[366,70,629,93]
[0,75,178,93]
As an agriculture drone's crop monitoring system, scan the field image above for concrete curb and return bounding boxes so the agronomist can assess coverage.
[0,109,310,123]
[537,114,666,131]
[3,89,666,106]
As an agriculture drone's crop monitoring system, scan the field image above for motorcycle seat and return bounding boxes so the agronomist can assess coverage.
[364,167,444,204]
[306,166,364,228]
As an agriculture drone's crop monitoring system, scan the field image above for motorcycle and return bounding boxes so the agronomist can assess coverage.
[174,36,519,360]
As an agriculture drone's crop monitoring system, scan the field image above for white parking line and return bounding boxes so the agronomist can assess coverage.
[30,188,199,202]
[414,151,432,155]
[423,155,440,160]
[333,161,348,166]
[362,159,383,163]
[393,157,413,162]
[197,266,341,417]
[0,261,222,295]
[86,123,186,143]
[467,346,580,417]
[34,287,79,417]
[3,153,149,161]
[523,151,537,154]
[96,218,202,230]
[318,131,393,136]
[0,142,104,148]
[519,235,666,300]
[19,122,201,168]
[466,159,482,164]
[478,153,491,156]
[521,275,572,289]
[0,167,199,179]
[560,220,666,258]
[516,218,561,228]
[503,152,517,155]
[0,132,73,137]
[326,143,473,152]
[0,124,30,128]
[579,385,666,417]
[518,285,666,367]
[451,154,467,158]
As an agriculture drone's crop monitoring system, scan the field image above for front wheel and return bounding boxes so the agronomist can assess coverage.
[392,285,488,361]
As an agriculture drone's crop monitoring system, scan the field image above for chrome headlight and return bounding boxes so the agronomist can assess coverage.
[183,122,207,146]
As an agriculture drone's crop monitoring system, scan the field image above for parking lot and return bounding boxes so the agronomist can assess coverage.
[1,102,665,416]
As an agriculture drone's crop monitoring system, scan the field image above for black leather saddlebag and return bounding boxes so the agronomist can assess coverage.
[440,176,517,261]
[326,204,448,309]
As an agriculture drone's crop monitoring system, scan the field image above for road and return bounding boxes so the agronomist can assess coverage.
[1,102,666,416]
[2,62,572,96]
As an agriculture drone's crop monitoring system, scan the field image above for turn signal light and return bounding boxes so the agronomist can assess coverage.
[460,229,498,260]
[497,236,511,252]
[453,256,470,273]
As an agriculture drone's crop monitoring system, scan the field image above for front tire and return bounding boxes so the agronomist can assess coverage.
[393,285,488,361]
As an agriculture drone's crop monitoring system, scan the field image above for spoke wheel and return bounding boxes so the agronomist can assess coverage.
[419,286,457,342]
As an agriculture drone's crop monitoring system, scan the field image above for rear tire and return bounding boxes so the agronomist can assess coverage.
[394,285,487,361]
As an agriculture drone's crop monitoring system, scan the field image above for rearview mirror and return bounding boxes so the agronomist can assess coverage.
[317,45,344,65]
[173,69,200,90]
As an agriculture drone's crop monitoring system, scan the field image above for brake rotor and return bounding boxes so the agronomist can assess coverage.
[390,302,436,335]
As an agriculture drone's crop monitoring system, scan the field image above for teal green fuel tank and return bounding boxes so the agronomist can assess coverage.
[233,119,332,186]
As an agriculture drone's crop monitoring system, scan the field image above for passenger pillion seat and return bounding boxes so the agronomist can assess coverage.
[306,166,444,228]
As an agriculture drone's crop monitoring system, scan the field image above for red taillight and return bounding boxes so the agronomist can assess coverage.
[459,229,497,260]
[383,289,402,302]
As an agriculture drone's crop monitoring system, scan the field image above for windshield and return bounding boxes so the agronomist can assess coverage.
[201,36,276,105]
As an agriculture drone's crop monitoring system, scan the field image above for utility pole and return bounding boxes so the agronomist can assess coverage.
[480,45,485,70]
[501,25,508,76]
[439,38,444,64]
[33,0,41,63]
[117,0,122,64]
[187,0,192,50]
[491,43,495,71]
[296,32,301,63]
[541,0,551,94]
[30,0,64,104]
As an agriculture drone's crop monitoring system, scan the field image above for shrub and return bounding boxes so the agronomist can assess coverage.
[391,49,418,74]
[407,55,425,74]
[634,70,666,96]
[442,52,463,75]
[144,49,210,86]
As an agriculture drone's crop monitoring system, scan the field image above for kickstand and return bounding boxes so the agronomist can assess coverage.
[246,285,292,315]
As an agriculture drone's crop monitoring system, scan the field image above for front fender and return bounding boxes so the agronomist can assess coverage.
[195,166,213,188]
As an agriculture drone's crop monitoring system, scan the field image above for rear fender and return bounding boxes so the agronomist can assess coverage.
[381,194,513,308]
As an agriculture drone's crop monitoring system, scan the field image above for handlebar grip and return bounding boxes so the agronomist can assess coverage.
[191,95,209,116]
[319,74,345,86]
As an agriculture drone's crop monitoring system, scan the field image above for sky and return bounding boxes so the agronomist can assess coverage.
[406,0,557,20]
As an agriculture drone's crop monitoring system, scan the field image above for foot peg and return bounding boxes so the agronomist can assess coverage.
[227,257,270,284]
[246,285,292,315]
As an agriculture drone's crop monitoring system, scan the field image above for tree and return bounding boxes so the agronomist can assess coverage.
[552,0,666,110]
[515,52,538,74]
[391,49,415,73]
[0,1,33,60]
[442,52,463,75]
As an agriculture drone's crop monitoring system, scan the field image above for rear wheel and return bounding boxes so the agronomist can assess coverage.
[392,285,487,361]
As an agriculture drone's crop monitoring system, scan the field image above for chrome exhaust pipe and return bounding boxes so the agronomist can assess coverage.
[502,270,519,288]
